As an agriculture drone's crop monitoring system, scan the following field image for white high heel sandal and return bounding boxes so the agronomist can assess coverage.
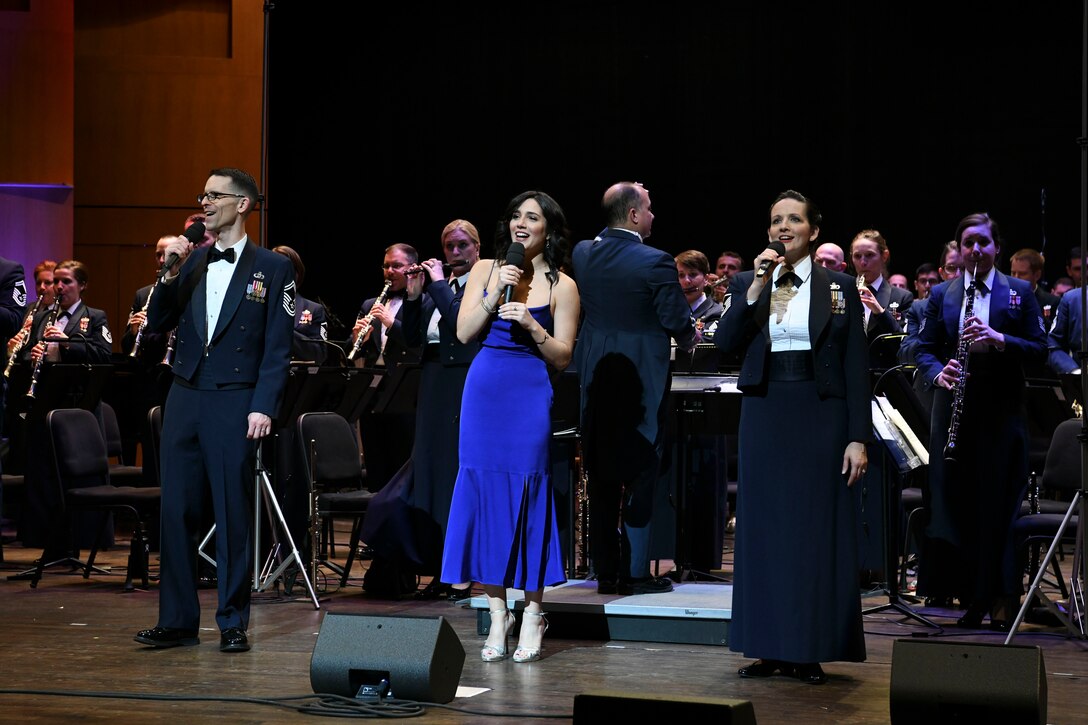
[481,608,514,662]
[512,610,548,663]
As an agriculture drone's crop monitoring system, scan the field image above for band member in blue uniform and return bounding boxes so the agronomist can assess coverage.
[135,168,294,653]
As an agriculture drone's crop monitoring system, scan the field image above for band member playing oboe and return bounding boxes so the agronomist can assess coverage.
[135,167,294,653]
[913,213,1045,628]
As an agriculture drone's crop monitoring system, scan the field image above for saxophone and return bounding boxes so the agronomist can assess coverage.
[26,306,61,399]
[3,298,42,378]
[943,262,979,463]
[346,281,392,361]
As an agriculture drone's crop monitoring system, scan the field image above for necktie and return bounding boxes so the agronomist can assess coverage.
[449,277,460,294]
[771,267,798,323]
[208,247,235,264]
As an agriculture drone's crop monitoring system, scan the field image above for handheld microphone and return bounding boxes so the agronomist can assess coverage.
[502,242,526,305]
[755,241,787,279]
[158,222,208,278]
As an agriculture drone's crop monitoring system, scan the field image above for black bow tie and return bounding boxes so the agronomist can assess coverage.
[776,271,801,288]
[208,247,236,264]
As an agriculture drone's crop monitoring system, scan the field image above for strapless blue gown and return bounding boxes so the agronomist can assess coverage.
[440,305,566,590]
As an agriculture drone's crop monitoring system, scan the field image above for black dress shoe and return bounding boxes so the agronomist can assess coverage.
[219,627,250,653]
[988,619,1010,632]
[956,607,985,629]
[596,578,618,595]
[924,596,953,608]
[135,626,199,648]
[738,659,788,678]
[414,581,449,600]
[444,585,472,601]
[618,576,674,595]
[794,663,827,685]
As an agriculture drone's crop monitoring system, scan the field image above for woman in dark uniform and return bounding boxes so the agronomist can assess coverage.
[714,190,869,685]
[913,213,1046,629]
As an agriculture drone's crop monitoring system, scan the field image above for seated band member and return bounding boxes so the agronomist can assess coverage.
[714,190,868,685]
[1046,287,1085,374]
[914,213,1046,627]
[6,260,54,359]
[851,229,914,338]
[25,260,113,366]
[122,235,175,364]
[272,245,329,365]
[1009,248,1059,333]
[708,250,744,304]
[349,244,422,368]
[813,242,847,272]
[675,249,724,372]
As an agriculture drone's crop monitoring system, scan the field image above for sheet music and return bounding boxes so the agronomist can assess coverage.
[875,395,929,465]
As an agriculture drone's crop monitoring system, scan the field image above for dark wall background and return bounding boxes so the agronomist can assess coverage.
[265,3,1084,334]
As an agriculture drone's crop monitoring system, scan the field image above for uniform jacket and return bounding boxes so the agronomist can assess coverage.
[147,242,295,417]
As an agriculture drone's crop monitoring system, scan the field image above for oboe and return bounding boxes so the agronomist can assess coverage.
[3,298,42,378]
[347,281,392,361]
[943,261,979,463]
[26,306,61,399]
[129,282,157,358]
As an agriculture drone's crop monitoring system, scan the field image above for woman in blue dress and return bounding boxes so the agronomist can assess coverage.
[441,190,580,663]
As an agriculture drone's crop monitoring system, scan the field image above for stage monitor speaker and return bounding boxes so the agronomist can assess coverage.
[573,690,757,724]
[310,613,465,703]
[890,639,1046,724]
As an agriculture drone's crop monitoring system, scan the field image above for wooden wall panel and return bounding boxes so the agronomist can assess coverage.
[73,0,266,349]
[0,0,74,185]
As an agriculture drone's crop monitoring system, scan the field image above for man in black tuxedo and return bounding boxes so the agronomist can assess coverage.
[574,182,698,595]
[136,167,294,653]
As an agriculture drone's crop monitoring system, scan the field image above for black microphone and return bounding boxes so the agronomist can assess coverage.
[502,242,526,305]
[755,240,787,279]
[158,222,208,278]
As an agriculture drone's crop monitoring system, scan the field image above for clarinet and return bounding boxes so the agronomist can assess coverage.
[160,328,177,368]
[129,282,157,358]
[3,298,42,378]
[26,306,61,399]
[943,262,979,463]
[346,281,392,361]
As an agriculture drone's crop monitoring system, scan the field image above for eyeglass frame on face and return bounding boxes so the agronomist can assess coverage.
[197,191,246,204]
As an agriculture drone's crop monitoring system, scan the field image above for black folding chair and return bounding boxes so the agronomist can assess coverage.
[22,408,160,590]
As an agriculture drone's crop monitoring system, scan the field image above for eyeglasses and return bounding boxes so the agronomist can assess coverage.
[197,191,245,204]
[381,263,408,271]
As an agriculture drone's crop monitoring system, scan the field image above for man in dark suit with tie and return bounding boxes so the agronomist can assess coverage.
[574,182,698,595]
[135,167,294,653]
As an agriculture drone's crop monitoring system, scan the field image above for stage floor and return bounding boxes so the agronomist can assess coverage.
[466,579,732,646]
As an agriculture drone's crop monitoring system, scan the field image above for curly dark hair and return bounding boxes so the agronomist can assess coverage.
[494,190,569,286]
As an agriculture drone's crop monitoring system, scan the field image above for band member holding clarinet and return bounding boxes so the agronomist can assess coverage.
[348,244,421,368]
[25,260,113,368]
[122,235,176,363]
[135,167,294,653]
[914,213,1045,629]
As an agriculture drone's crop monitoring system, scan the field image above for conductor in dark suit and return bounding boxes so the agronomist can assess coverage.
[914,213,1046,629]
[136,167,294,653]
[573,181,698,596]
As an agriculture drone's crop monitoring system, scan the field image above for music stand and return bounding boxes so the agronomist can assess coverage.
[862,367,940,629]
[668,373,740,583]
